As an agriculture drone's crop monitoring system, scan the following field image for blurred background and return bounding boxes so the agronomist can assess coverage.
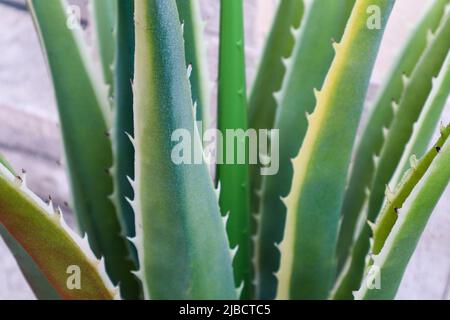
[0,0,448,299]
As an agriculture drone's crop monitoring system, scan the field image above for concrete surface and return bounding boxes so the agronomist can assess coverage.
[0,0,448,300]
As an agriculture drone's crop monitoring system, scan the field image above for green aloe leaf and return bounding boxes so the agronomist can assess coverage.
[111,0,136,246]
[333,125,450,299]
[248,0,304,234]
[256,0,355,300]
[132,0,236,300]
[216,0,252,299]
[334,10,450,300]
[0,162,59,299]
[277,0,395,300]
[390,53,450,187]
[0,154,12,172]
[92,0,116,94]
[248,0,304,134]
[0,223,60,299]
[355,125,450,299]
[0,163,116,300]
[372,125,450,257]
[27,0,140,299]
[367,5,450,243]
[337,0,449,271]
[176,0,212,132]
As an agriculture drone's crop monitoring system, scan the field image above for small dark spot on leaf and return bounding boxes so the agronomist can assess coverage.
[436,146,441,153]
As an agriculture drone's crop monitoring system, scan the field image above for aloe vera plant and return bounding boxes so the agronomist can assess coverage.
[0,0,449,300]
[336,0,449,272]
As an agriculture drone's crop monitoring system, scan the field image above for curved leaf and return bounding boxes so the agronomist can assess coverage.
[92,0,116,94]
[216,0,252,299]
[0,224,60,300]
[355,126,450,299]
[111,0,137,246]
[333,10,450,300]
[0,164,116,300]
[277,0,394,300]
[248,0,304,134]
[337,0,449,271]
[176,0,212,132]
[256,0,355,299]
[248,0,304,253]
[28,0,140,298]
[0,154,12,172]
[367,6,450,248]
[132,0,236,300]
[390,53,450,187]
[0,162,59,299]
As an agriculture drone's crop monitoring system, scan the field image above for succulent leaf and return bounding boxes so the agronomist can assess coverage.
[248,0,304,134]
[111,0,137,248]
[277,0,395,300]
[0,154,13,172]
[0,223,61,299]
[0,160,59,299]
[216,0,252,299]
[372,125,450,257]
[92,0,116,95]
[337,0,449,270]
[390,53,450,187]
[0,163,116,300]
[355,126,450,299]
[256,0,355,300]
[334,9,450,300]
[176,0,212,133]
[248,0,304,261]
[27,0,140,298]
[133,0,236,300]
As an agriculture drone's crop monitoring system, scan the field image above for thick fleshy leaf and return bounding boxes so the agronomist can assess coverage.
[372,125,450,257]
[355,126,450,299]
[92,0,116,94]
[366,5,449,253]
[111,0,137,246]
[0,162,59,299]
[0,154,12,172]
[277,0,394,300]
[132,0,236,300]
[0,224,60,299]
[248,0,304,133]
[256,0,355,299]
[176,0,212,132]
[28,0,140,298]
[337,0,449,271]
[216,0,252,299]
[0,163,116,300]
[333,10,450,300]
[248,0,304,250]
[390,53,450,187]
